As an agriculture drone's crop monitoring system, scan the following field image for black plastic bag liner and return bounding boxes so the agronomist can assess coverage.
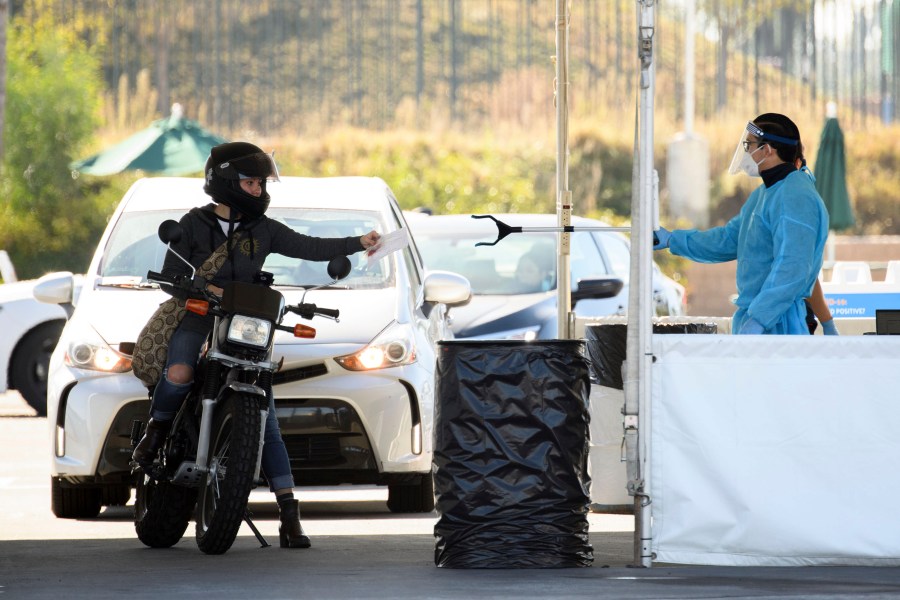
[585,322,717,389]
[433,340,593,569]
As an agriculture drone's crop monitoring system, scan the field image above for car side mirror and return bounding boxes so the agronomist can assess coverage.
[33,272,78,318]
[571,276,624,305]
[423,271,472,307]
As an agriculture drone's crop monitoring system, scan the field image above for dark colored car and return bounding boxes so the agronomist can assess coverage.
[407,213,685,340]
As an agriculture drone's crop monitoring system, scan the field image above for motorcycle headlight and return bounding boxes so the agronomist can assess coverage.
[334,322,417,371]
[63,320,132,373]
[226,315,272,348]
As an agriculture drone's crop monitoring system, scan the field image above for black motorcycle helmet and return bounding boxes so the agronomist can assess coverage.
[203,142,279,219]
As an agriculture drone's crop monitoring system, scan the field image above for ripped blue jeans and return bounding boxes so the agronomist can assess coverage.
[149,324,295,492]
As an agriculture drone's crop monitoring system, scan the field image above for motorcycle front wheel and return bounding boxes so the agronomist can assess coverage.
[134,471,198,548]
[195,391,262,555]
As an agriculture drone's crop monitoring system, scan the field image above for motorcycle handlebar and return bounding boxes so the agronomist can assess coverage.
[315,306,340,319]
[289,303,340,320]
[146,270,178,286]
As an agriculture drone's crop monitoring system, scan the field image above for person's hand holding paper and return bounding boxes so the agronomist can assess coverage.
[366,229,409,268]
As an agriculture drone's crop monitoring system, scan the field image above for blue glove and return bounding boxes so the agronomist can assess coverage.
[653,227,671,251]
[821,319,839,336]
[738,317,765,335]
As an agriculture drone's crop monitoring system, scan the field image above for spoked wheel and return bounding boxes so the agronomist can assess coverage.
[134,471,198,548]
[195,392,261,555]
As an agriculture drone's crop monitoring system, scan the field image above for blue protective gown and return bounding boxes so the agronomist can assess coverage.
[669,169,829,334]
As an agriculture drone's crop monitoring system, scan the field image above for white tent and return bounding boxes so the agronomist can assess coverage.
[559,1,900,567]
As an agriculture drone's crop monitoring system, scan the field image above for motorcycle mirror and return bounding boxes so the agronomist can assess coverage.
[158,220,183,245]
[327,256,352,281]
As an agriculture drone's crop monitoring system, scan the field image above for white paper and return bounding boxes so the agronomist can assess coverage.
[366,229,409,268]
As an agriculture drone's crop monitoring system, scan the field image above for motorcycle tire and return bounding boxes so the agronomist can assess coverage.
[195,391,262,555]
[134,471,198,548]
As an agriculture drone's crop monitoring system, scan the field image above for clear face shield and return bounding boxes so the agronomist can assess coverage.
[214,151,280,182]
[727,122,767,176]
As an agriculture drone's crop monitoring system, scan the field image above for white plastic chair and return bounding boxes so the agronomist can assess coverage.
[883,261,900,284]
[830,261,873,284]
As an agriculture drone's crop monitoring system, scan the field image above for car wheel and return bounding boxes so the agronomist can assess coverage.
[51,477,102,519]
[10,321,65,416]
[387,473,435,513]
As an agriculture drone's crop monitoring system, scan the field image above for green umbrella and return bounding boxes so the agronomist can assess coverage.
[71,104,228,176]
[813,116,855,231]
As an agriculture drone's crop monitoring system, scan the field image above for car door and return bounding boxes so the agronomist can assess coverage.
[390,199,452,346]
[594,232,673,316]
[568,232,627,318]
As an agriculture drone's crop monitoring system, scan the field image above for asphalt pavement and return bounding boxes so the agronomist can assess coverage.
[4,391,900,599]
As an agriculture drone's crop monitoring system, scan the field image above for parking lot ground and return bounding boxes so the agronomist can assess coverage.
[6,391,900,599]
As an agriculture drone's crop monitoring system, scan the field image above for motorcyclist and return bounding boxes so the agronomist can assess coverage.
[132,141,380,548]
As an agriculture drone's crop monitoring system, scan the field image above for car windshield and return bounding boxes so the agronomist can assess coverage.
[414,228,611,295]
[99,208,392,289]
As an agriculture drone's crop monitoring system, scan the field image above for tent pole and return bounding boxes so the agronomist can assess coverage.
[626,0,657,569]
[555,0,572,339]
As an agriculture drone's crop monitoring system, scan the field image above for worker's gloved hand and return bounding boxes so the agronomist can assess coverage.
[739,317,765,335]
[821,319,840,336]
[652,227,671,250]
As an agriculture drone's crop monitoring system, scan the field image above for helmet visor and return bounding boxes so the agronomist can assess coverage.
[727,122,766,175]
[214,151,280,182]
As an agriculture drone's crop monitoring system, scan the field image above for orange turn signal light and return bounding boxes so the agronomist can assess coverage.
[293,324,316,339]
[186,299,209,316]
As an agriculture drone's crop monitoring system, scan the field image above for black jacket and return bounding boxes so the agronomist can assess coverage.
[162,203,364,331]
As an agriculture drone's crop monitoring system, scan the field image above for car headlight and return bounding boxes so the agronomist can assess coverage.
[467,325,541,341]
[227,315,272,348]
[63,319,132,373]
[334,321,417,371]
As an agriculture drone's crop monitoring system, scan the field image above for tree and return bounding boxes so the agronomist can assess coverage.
[0,0,8,162]
[0,11,109,278]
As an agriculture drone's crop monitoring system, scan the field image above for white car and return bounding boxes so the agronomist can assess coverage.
[36,176,470,519]
[0,277,71,415]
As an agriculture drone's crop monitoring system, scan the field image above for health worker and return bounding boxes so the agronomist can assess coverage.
[653,113,829,335]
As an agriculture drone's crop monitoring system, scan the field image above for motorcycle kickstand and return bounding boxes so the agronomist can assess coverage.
[244,509,271,548]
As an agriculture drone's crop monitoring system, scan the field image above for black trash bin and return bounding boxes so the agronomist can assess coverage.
[585,322,717,389]
[433,340,593,569]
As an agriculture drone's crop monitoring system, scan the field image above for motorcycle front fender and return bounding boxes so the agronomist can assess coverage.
[215,381,269,484]
[218,382,268,410]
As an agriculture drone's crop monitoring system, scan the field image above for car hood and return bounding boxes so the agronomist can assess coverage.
[76,286,401,349]
[449,293,553,336]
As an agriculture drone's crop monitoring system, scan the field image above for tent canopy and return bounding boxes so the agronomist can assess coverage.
[71,104,227,176]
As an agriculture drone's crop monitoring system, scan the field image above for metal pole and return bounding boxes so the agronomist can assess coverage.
[625,0,656,569]
[555,0,572,339]
[684,0,695,136]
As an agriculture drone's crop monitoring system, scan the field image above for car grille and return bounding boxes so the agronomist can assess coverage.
[283,434,345,464]
[272,363,328,385]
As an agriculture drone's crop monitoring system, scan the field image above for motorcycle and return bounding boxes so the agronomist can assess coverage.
[131,219,351,554]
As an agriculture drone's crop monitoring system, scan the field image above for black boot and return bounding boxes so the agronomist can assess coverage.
[131,418,171,468]
[278,499,311,548]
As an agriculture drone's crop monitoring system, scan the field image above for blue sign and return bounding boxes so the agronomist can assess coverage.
[824,293,900,318]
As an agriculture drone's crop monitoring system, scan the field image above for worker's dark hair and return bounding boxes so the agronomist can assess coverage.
[753,113,804,165]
